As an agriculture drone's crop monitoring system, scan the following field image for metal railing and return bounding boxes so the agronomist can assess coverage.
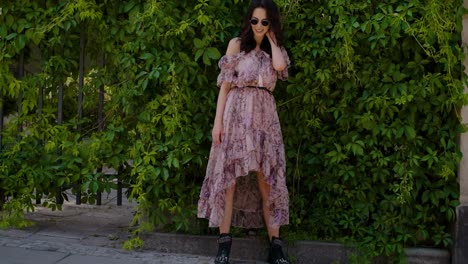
[0,24,126,208]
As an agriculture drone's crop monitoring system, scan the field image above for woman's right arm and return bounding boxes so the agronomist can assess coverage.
[212,38,241,144]
[212,82,230,144]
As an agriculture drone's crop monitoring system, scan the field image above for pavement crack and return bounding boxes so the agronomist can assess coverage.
[53,252,72,264]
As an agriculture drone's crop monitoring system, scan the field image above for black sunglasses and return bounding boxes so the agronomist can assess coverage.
[250,18,269,27]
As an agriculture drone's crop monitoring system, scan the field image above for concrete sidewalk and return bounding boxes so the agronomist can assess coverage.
[0,234,213,264]
[0,189,451,264]
[0,190,222,264]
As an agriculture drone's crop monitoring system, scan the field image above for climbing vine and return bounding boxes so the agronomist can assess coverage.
[0,0,465,262]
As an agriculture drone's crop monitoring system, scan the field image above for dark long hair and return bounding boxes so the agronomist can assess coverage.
[240,0,283,56]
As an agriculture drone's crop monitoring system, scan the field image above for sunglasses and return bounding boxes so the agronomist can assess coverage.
[250,18,269,27]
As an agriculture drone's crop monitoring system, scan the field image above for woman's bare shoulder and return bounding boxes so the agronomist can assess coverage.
[226,37,241,55]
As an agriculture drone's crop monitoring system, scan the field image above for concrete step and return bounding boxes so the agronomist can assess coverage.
[142,232,450,264]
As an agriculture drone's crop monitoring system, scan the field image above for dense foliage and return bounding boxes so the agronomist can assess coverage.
[0,0,465,261]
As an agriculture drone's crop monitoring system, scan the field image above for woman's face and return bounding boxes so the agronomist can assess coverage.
[251,8,270,39]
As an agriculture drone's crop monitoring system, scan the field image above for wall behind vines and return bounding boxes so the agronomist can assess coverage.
[0,0,464,261]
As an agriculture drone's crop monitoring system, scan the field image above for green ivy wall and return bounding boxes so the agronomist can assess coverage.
[0,0,465,261]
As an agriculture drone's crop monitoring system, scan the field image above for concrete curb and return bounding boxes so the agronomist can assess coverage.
[142,232,450,264]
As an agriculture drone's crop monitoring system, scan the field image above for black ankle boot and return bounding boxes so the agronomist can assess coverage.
[214,233,232,264]
[268,236,289,264]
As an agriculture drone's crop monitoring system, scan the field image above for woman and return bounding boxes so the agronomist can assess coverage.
[198,0,290,263]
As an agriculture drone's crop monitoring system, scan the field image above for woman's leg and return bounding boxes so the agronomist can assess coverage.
[256,172,279,240]
[257,171,289,263]
[219,183,236,234]
[215,183,236,264]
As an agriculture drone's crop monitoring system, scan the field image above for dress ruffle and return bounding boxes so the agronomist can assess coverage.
[197,139,288,228]
[217,48,291,89]
[277,47,290,81]
[217,53,242,87]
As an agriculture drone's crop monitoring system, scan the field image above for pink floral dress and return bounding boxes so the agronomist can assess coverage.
[198,47,290,228]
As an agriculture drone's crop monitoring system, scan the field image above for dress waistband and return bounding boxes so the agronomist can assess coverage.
[236,85,272,95]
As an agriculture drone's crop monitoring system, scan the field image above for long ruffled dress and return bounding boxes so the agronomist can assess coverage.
[198,47,290,228]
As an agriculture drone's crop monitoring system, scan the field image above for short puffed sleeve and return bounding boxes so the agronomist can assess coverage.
[217,53,241,87]
[277,47,291,81]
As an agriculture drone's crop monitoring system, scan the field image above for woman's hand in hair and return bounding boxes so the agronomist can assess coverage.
[266,30,278,47]
[267,31,287,71]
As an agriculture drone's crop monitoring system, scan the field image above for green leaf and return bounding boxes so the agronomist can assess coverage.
[194,38,204,49]
[206,47,221,60]
[178,52,191,63]
[405,125,416,139]
[5,33,17,40]
[0,26,7,37]
[90,182,99,193]
[202,52,211,65]
[16,35,27,50]
[140,53,154,60]
[81,181,90,191]
[163,168,169,181]
[57,178,65,187]
[172,158,179,169]
[123,1,137,12]
[195,49,204,61]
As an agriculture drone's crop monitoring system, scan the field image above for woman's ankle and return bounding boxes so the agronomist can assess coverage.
[269,237,289,264]
[215,233,232,264]
[218,233,232,242]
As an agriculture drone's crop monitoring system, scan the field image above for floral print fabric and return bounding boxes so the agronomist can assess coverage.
[198,48,290,228]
